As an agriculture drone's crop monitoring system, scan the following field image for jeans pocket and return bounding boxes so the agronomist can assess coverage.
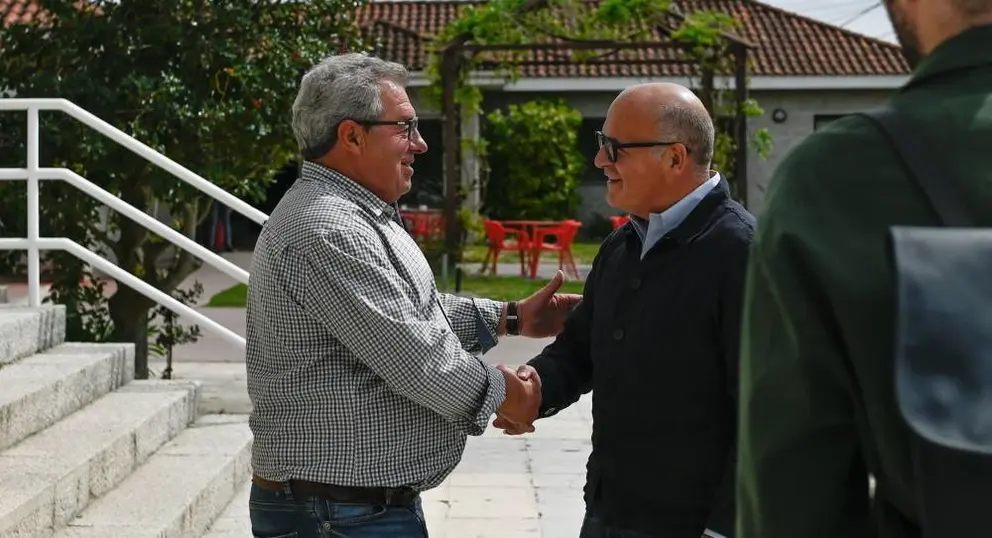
[250,484,322,538]
[325,503,389,526]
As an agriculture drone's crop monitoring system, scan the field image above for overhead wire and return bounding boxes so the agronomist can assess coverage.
[838,2,883,29]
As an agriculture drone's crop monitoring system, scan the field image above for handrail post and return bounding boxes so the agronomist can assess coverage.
[26,106,41,307]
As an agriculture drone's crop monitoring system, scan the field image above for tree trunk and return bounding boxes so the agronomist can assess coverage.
[109,286,154,379]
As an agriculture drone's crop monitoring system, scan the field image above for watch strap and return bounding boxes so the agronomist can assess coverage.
[506,301,520,336]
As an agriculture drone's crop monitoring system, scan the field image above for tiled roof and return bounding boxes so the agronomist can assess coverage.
[357,0,911,77]
[0,0,39,27]
[2,0,910,77]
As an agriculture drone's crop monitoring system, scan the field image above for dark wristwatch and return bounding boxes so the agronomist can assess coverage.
[506,301,520,336]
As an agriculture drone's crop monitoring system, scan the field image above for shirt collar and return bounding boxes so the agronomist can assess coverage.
[629,172,723,244]
[300,161,394,220]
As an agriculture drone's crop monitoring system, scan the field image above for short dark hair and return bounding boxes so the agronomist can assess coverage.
[952,0,992,16]
[656,104,715,167]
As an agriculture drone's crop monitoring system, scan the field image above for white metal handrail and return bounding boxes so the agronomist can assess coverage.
[0,98,271,351]
[1,167,250,285]
[0,99,268,225]
[0,238,246,349]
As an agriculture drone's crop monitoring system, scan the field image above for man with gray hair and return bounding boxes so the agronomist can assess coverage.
[494,82,755,538]
[245,52,580,537]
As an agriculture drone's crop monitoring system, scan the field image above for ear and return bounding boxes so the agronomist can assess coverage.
[669,144,689,172]
[337,120,364,152]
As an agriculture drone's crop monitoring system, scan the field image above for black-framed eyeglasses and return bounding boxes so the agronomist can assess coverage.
[358,117,419,139]
[595,130,682,163]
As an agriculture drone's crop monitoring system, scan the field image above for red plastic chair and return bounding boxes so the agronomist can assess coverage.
[609,215,630,229]
[400,211,445,243]
[529,219,582,279]
[480,219,530,276]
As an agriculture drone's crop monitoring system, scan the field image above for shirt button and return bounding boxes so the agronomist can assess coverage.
[630,277,641,289]
[613,329,624,340]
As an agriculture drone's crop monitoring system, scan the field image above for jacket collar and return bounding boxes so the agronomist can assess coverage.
[903,24,992,91]
[623,175,732,246]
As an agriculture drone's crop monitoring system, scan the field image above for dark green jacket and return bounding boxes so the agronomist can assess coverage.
[736,25,992,538]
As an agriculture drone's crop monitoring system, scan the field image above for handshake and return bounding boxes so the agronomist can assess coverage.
[493,364,542,435]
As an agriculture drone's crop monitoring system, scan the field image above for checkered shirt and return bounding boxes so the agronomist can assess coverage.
[246,161,508,490]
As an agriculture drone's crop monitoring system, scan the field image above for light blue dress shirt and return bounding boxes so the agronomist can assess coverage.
[628,173,722,259]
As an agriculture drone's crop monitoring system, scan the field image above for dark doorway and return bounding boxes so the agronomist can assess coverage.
[197,161,299,251]
[399,118,444,208]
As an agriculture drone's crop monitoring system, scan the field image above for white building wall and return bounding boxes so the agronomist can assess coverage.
[411,84,900,219]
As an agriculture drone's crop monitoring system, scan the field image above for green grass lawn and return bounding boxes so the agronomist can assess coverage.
[461,241,601,265]
[206,274,585,307]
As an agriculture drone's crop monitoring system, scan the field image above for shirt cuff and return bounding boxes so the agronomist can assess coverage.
[471,297,504,354]
[469,362,507,434]
[704,529,727,538]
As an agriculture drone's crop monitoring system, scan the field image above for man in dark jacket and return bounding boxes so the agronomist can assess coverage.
[736,1,992,536]
[495,82,755,538]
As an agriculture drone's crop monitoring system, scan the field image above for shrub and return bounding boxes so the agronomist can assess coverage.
[482,99,585,221]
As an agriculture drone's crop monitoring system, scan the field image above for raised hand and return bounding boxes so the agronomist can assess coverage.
[494,364,541,433]
[516,270,582,337]
[493,365,541,435]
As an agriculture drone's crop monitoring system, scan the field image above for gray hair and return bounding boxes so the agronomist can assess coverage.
[291,52,409,160]
[657,104,715,168]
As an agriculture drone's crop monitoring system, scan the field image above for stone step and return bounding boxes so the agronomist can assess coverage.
[203,478,251,538]
[0,343,134,451]
[0,305,66,365]
[0,380,199,537]
[54,414,252,538]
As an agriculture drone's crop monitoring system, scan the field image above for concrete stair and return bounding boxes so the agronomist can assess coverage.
[0,305,66,366]
[0,307,252,538]
[203,480,251,538]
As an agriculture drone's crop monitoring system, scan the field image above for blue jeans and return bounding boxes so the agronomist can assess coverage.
[249,483,429,538]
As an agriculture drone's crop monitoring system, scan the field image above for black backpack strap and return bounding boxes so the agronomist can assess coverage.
[861,107,991,537]
[855,108,972,227]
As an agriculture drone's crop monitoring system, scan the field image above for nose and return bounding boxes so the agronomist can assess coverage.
[410,128,428,154]
[593,145,610,169]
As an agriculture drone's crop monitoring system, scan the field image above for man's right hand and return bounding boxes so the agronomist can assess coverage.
[493,365,541,434]
[494,364,541,433]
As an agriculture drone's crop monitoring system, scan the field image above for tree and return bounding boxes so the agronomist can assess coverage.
[483,99,585,221]
[0,0,368,378]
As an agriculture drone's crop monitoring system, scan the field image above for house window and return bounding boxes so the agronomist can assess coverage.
[814,114,850,131]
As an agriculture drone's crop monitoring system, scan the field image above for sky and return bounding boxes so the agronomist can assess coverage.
[760,0,897,43]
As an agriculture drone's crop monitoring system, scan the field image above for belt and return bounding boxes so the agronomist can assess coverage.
[253,475,419,506]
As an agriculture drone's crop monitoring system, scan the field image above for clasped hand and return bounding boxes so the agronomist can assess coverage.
[492,270,580,434]
[493,365,541,434]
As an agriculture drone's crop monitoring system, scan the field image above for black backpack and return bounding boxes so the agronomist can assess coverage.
[859,108,992,537]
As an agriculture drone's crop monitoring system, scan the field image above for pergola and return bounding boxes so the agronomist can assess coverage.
[436,6,755,266]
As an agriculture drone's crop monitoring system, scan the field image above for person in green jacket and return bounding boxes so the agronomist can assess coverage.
[736,0,992,536]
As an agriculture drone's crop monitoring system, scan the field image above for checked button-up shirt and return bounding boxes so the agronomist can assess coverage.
[246,161,508,490]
